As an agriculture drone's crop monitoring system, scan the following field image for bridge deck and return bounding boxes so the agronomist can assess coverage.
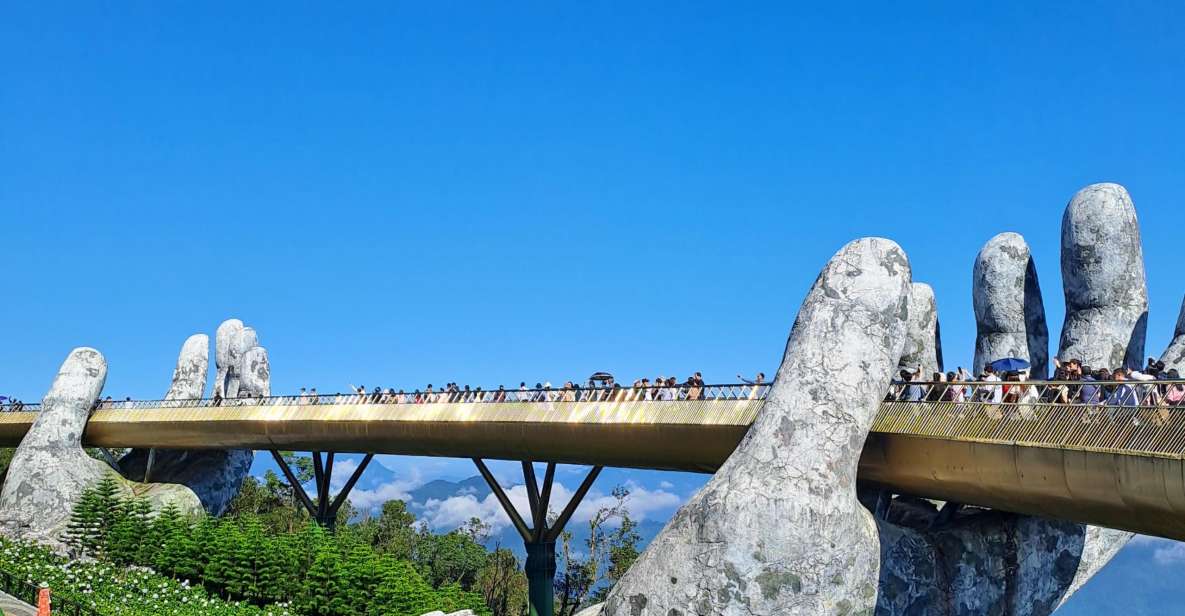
[2,386,1184,540]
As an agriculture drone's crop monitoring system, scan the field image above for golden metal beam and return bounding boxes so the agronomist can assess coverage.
[0,398,1182,540]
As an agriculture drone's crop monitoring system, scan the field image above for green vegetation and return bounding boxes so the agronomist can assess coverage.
[60,474,489,615]
[0,537,294,615]
[8,465,643,616]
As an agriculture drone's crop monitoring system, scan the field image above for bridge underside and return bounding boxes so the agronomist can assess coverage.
[1,398,1182,540]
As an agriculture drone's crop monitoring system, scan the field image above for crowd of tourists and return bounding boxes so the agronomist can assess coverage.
[0,396,27,411]
[891,357,1185,407]
[12,359,1185,412]
[295,372,768,405]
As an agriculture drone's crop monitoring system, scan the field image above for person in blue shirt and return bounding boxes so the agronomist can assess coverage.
[1105,369,1138,407]
[1079,367,1102,405]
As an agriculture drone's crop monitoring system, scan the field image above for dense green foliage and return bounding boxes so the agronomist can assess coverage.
[62,475,490,615]
[0,537,295,615]
[12,464,642,616]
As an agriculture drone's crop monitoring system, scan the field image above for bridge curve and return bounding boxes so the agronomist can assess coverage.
[2,381,1184,540]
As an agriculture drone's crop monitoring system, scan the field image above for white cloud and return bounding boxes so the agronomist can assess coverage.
[311,464,426,514]
[418,480,683,533]
[328,458,358,491]
[659,481,675,490]
[1130,535,1185,566]
[349,479,419,512]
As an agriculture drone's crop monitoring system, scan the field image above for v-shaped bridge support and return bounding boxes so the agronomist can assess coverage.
[473,458,603,616]
[270,450,374,531]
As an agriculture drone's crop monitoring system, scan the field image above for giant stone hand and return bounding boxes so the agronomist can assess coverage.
[0,318,268,548]
[117,319,265,516]
[591,183,1152,616]
[599,237,914,614]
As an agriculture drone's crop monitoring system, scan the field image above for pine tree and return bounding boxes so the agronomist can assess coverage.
[203,518,241,596]
[299,542,349,615]
[374,557,438,616]
[64,484,103,556]
[150,504,184,574]
[437,582,490,615]
[341,540,379,615]
[107,497,152,565]
[64,474,123,558]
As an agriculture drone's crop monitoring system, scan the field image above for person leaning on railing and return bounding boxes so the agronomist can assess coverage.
[1045,368,1072,404]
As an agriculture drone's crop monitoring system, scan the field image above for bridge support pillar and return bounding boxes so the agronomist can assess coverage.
[270,450,374,530]
[525,540,557,616]
[474,458,603,616]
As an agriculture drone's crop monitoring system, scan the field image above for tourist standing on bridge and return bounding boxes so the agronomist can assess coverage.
[737,372,765,399]
[976,365,1002,403]
[1078,369,1102,405]
[1046,368,1072,404]
[1165,370,1185,405]
[1105,370,1138,407]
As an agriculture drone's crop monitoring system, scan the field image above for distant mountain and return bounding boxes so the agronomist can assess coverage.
[401,475,668,559]
[409,476,491,504]
[250,455,1185,609]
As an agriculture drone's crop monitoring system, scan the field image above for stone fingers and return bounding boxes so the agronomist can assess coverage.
[1158,298,1185,371]
[899,283,943,376]
[241,347,271,397]
[0,348,112,543]
[1048,183,1147,604]
[118,335,209,482]
[1058,183,1148,370]
[972,232,1049,377]
[601,238,912,616]
[165,334,209,400]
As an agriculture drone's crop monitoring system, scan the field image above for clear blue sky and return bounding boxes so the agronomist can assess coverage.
[3,2,1185,405]
[3,5,1185,610]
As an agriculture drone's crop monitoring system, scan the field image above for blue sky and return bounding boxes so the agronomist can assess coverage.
[3,2,1185,610]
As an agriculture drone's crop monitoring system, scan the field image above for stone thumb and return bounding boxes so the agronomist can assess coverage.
[23,347,107,448]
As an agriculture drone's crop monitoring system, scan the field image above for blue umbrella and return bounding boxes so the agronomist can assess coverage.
[989,357,1031,373]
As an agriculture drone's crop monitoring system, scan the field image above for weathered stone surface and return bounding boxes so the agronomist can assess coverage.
[1159,296,1185,371]
[972,232,1049,377]
[600,238,912,615]
[875,503,1092,615]
[1058,183,1148,370]
[0,349,112,545]
[241,347,271,397]
[166,334,209,399]
[874,184,1147,615]
[121,319,261,516]
[214,319,245,397]
[899,283,943,376]
[1050,183,1145,600]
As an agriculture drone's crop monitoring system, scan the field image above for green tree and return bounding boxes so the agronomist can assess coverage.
[437,581,491,615]
[64,474,122,558]
[299,542,349,615]
[370,499,420,560]
[416,528,490,589]
[342,540,380,615]
[373,558,437,616]
[556,485,639,615]
[478,547,528,616]
[107,497,153,565]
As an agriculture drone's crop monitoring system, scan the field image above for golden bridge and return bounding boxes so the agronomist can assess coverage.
[4,381,1185,541]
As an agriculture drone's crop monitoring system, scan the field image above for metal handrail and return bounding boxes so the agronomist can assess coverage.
[886,379,1185,409]
[0,382,773,413]
[5,379,1185,414]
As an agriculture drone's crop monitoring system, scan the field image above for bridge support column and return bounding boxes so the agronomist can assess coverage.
[270,450,374,530]
[474,458,603,616]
